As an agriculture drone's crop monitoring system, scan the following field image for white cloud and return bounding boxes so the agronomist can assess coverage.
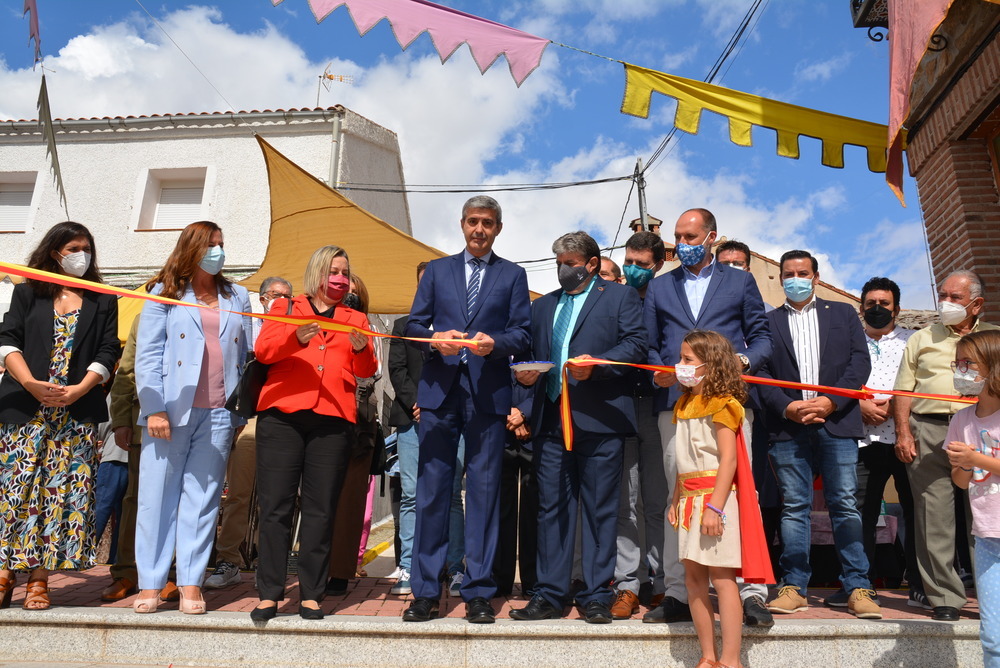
[0,4,916,304]
[660,45,699,72]
[794,54,853,83]
[693,0,761,39]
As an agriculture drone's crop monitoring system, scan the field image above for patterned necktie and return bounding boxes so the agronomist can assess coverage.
[547,293,573,401]
[460,257,483,364]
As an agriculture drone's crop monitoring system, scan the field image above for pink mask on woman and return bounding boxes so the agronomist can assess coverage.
[326,275,350,302]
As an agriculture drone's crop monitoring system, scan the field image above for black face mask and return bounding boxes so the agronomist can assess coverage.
[557,263,591,293]
[863,304,894,330]
[342,293,362,311]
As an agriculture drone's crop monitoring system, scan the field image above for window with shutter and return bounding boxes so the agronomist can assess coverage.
[135,168,209,230]
[154,184,204,229]
[0,179,36,233]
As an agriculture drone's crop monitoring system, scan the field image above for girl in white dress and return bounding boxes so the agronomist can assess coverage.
[667,330,749,668]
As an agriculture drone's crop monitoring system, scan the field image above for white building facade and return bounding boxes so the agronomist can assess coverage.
[0,106,411,308]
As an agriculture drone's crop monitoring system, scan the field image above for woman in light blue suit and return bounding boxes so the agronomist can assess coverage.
[133,221,251,614]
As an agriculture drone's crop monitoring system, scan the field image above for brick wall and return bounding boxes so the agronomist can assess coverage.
[909,32,1000,320]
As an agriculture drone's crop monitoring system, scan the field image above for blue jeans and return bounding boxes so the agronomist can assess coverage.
[397,421,465,574]
[94,460,129,562]
[769,425,870,593]
[977,536,1000,668]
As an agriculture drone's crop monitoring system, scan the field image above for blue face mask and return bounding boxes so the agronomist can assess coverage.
[623,263,654,289]
[675,241,707,267]
[783,277,814,302]
[199,245,225,275]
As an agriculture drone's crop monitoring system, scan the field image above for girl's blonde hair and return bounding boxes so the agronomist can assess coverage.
[302,245,350,298]
[682,329,748,405]
[958,329,1000,399]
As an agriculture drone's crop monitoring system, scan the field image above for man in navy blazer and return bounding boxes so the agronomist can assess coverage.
[642,208,773,626]
[510,231,646,624]
[403,196,531,623]
[756,250,881,620]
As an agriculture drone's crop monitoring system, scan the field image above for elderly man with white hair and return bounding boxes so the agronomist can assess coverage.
[894,269,999,622]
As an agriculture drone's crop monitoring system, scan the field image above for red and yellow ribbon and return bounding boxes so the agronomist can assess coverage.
[556,357,976,451]
[0,260,477,348]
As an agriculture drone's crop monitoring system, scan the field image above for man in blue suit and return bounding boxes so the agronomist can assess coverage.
[402,196,531,624]
[757,250,882,620]
[510,231,647,624]
[643,208,773,626]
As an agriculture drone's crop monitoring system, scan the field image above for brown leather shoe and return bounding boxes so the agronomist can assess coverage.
[648,593,665,609]
[101,577,138,602]
[610,589,640,619]
[159,581,180,602]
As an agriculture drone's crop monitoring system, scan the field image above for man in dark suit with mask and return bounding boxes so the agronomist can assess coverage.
[510,231,646,624]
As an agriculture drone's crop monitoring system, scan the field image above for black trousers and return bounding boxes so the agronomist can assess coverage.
[255,409,353,602]
[494,441,538,596]
[856,441,920,589]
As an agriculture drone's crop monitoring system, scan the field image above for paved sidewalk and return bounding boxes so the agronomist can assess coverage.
[20,561,982,623]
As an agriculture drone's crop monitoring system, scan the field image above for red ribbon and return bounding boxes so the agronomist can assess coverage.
[0,260,478,348]
[556,357,975,451]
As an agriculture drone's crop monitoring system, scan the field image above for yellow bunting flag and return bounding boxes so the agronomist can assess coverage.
[620,63,889,173]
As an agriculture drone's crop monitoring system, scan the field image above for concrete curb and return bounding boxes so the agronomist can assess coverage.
[0,607,984,667]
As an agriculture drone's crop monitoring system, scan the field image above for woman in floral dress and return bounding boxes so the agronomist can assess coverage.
[0,222,120,610]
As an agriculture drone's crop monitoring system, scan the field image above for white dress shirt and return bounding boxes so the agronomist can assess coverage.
[784,296,820,400]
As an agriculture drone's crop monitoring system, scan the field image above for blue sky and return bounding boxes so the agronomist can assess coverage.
[0,0,932,306]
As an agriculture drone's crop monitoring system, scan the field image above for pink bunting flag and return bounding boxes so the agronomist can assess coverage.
[272,0,549,87]
[23,0,41,64]
[885,0,953,205]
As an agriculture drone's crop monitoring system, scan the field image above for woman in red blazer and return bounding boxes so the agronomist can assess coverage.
[251,245,377,621]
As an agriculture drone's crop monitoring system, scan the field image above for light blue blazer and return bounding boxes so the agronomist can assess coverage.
[135,283,252,428]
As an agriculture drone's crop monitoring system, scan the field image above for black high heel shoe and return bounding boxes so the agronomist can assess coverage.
[250,602,278,622]
[298,603,324,620]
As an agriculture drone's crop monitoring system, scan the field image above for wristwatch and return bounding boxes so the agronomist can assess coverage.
[737,354,750,371]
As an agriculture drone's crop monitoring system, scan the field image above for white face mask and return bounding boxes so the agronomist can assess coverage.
[675,363,705,388]
[938,300,969,326]
[953,368,985,397]
[59,250,92,278]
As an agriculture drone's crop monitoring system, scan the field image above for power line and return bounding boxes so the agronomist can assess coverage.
[609,177,637,260]
[133,0,250,128]
[515,243,626,267]
[338,175,631,195]
[645,0,769,173]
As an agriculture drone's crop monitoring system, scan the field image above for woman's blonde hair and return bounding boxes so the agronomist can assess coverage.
[302,245,350,298]
[958,329,1000,399]
[682,329,748,404]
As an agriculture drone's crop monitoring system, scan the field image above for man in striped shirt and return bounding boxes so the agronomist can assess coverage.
[756,250,880,619]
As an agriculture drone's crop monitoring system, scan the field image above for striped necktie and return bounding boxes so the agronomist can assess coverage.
[460,257,483,364]
[547,293,574,401]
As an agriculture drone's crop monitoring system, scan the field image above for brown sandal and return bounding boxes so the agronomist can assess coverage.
[0,574,14,609]
[695,659,717,668]
[22,579,50,610]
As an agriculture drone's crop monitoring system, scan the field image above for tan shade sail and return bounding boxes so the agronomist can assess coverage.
[239,135,448,314]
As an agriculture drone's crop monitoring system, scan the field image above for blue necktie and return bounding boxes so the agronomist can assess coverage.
[547,293,573,401]
[460,257,482,364]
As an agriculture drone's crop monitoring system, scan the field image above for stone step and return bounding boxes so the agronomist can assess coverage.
[0,607,984,668]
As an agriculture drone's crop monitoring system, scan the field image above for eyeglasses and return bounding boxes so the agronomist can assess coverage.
[721,260,747,269]
[263,291,292,300]
[951,359,978,374]
[868,340,880,359]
